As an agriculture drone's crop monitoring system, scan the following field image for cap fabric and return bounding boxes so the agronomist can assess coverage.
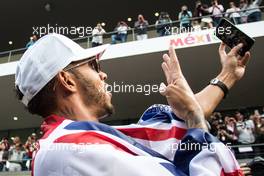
[15,33,109,106]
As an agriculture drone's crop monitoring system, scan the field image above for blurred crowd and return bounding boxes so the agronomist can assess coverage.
[209,108,264,145]
[26,0,263,48]
[0,133,37,172]
[154,0,262,36]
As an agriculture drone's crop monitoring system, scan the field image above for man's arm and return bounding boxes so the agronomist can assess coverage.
[195,43,250,118]
[160,43,250,128]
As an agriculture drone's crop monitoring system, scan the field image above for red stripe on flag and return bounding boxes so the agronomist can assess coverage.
[117,126,187,141]
[54,131,138,156]
[40,115,66,139]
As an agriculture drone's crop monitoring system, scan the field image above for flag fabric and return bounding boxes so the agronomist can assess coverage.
[32,104,243,176]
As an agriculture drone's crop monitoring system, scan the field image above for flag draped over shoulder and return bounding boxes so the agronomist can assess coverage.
[33,104,243,176]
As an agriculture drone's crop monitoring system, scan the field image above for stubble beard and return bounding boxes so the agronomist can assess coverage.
[73,70,115,119]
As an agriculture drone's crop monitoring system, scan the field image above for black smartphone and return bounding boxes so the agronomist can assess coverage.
[215,18,255,56]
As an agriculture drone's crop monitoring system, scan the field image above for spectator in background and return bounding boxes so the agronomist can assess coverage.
[91,23,106,47]
[251,110,264,143]
[0,137,10,171]
[245,0,263,23]
[178,5,192,32]
[214,115,237,144]
[207,0,224,26]
[0,137,10,160]
[8,143,25,172]
[240,0,249,23]
[235,111,256,144]
[111,21,129,44]
[209,112,223,136]
[30,133,37,142]
[23,134,37,170]
[194,1,214,29]
[225,2,241,24]
[134,14,149,40]
[26,35,38,48]
[0,137,10,152]
[224,116,238,143]
[10,136,21,150]
[155,12,172,36]
[256,116,264,142]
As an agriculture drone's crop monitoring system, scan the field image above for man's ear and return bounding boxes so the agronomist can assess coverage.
[57,71,77,93]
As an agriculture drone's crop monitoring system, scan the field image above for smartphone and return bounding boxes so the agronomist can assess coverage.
[215,18,255,56]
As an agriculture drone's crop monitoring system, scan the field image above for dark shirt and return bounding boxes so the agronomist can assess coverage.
[134,20,149,35]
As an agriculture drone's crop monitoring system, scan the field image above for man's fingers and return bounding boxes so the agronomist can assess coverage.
[219,42,227,58]
[240,52,251,66]
[159,82,167,96]
[161,62,171,84]
[169,46,181,69]
[169,46,177,62]
[229,43,243,56]
[163,54,171,69]
[240,163,247,167]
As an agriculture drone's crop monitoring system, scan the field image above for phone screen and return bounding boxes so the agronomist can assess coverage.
[215,18,255,56]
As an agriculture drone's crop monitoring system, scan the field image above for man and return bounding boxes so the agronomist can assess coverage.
[235,111,256,144]
[15,33,250,175]
[91,23,106,47]
[225,2,241,24]
[134,14,149,40]
[155,12,172,36]
[111,21,129,44]
[245,0,263,23]
[26,35,38,48]
[207,0,224,26]
[178,5,192,32]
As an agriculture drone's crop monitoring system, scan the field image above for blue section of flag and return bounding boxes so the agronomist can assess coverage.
[139,104,184,125]
[173,128,220,175]
[160,163,187,176]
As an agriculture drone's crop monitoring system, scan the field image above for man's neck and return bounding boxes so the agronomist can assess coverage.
[54,101,99,122]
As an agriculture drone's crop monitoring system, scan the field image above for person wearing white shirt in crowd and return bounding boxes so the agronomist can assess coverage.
[207,0,224,26]
[92,23,106,47]
[235,112,256,144]
[8,144,25,172]
[225,2,241,24]
[240,0,249,23]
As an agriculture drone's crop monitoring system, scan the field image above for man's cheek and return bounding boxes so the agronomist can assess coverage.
[97,83,105,93]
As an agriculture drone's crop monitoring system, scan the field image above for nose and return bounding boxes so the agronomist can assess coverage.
[99,71,108,81]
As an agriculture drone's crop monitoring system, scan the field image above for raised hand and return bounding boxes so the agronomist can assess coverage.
[218,43,251,88]
[160,46,207,130]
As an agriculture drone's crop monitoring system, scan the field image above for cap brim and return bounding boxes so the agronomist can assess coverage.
[72,44,110,62]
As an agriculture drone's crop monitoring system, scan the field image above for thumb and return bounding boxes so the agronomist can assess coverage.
[159,82,167,96]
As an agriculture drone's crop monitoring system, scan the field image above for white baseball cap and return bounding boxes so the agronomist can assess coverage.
[15,33,109,106]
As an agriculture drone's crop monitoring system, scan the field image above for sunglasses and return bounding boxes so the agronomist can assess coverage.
[64,57,101,73]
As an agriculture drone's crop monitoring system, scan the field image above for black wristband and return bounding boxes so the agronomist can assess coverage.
[210,78,229,99]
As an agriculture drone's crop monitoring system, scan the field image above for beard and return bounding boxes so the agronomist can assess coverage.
[73,70,114,119]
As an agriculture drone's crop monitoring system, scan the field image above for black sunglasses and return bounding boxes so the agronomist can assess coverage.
[64,57,101,73]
